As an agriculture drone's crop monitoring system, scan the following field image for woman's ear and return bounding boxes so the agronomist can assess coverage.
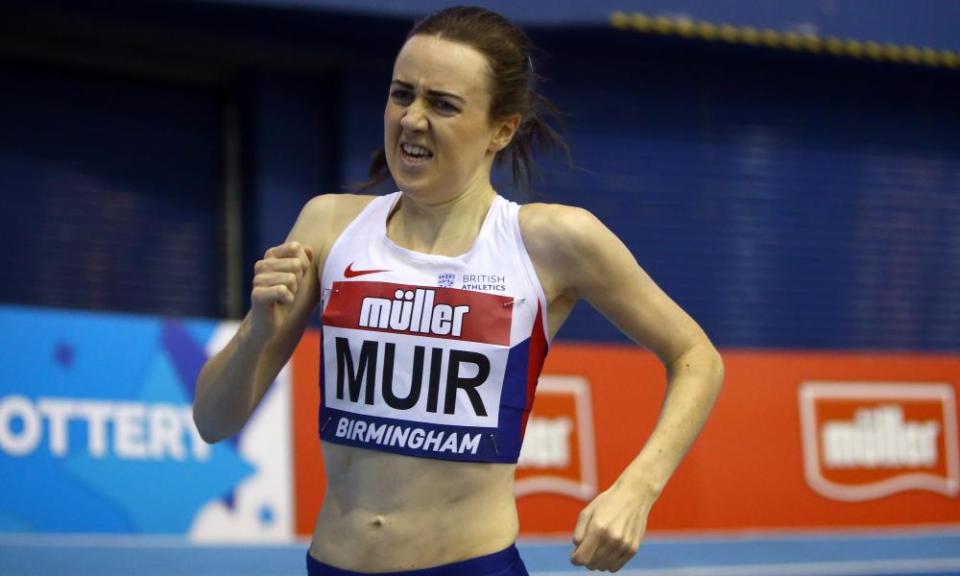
[489,113,522,153]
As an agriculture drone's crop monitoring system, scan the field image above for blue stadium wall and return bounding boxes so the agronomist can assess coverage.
[1,3,958,351]
[334,28,960,351]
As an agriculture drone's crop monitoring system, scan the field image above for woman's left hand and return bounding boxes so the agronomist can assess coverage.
[570,481,655,572]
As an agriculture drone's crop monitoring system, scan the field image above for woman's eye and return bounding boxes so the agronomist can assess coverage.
[432,99,459,113]
[390,89,413,103]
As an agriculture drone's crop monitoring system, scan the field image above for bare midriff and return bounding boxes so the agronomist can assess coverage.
[309,441,519,572]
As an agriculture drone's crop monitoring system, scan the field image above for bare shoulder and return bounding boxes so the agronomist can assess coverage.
[518,202,605,264]
[285,193,380,280]
[291,193,377,246]
[517,202,610,303]
[299,193,377,229]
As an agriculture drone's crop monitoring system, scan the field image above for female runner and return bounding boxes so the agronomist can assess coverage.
[194,6,723,574]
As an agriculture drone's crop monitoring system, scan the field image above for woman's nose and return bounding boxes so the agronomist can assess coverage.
[400,101,428,132]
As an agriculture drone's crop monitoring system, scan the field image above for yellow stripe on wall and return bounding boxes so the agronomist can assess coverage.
[610,11,960,69]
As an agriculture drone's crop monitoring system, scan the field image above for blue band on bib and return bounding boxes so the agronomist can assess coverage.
[319,408,512,463]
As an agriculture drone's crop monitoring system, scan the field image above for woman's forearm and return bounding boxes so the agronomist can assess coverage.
[618,343,724,497]
[192,317,271,444]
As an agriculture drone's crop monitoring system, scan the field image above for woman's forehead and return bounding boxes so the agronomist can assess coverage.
[392,35,491,98]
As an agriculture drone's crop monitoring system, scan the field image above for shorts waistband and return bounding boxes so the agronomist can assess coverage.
[306,544,521,576]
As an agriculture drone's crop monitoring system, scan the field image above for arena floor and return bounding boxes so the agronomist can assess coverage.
[2,528,959,576]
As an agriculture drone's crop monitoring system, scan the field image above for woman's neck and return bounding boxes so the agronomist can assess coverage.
[387,184,497,256]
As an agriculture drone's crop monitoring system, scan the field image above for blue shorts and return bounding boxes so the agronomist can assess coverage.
[306,544,528,576]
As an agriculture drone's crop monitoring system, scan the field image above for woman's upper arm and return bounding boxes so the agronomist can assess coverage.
[525,204,711,365]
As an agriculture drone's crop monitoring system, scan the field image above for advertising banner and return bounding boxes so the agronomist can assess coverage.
[799,382,958,501]
[3,306,958,540]
[0,306,292,541]
[294,339,960,535]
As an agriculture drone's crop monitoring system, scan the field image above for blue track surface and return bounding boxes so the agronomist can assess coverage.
[2,529,960,576]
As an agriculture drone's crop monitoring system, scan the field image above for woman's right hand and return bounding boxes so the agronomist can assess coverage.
[250,241,314,342]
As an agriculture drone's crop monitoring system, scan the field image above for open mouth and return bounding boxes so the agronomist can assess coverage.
[400,142,434,164]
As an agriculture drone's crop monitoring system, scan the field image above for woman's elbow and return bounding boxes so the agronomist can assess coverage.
[703,345,725,401]
[678,341,724,393]
[192,400,226,445]
[192,407,214,445]
[710,346,725,382]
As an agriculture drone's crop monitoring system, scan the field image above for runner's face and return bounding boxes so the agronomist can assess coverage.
[384,35,502,200]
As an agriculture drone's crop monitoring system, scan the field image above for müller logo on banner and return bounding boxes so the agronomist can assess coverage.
[515,375,598,501]
[798,381,959,501]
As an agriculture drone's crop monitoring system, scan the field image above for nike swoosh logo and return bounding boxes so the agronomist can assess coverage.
[344,262,389,278]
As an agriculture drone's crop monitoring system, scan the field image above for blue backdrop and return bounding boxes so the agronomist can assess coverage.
[202,0,960,50]
[1,3,958,351]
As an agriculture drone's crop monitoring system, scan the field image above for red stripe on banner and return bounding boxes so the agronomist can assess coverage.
[323,281,514,346]
[292,330,324,536]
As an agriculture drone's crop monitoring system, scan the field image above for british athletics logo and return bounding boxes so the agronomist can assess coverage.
[437,272,456,288]
[799,381,959,501]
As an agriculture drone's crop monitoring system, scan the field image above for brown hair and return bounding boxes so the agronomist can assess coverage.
[359,6,569,193]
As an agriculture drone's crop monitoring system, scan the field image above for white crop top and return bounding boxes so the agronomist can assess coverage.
[318,192,549,463]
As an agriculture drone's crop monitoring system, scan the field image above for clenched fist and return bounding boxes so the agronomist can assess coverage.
[571,481,653,572]
[250,241,313,340]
